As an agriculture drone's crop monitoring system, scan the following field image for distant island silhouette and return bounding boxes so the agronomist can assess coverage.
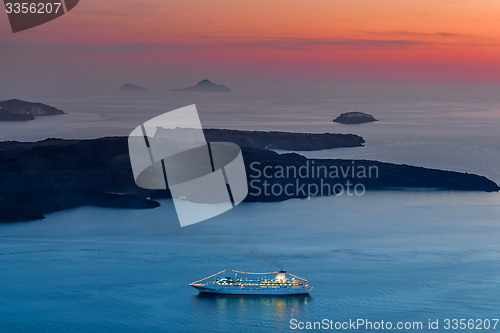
[171,79,230,92]
[119,83,148,92]
[1,132,498,223]
[334,112,378,124]
[0,99,65,121]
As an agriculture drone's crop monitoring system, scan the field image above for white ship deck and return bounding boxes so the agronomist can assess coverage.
[190,270,313,295]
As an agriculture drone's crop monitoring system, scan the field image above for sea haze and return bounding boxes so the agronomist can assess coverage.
[1,81,499,182]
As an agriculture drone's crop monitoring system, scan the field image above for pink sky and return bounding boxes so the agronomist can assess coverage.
[2,0,500,90]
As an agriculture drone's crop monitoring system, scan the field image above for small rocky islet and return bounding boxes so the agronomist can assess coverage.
[333,112,378,124]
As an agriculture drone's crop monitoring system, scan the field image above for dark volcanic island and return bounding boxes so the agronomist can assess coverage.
[0,99,65,121]
[333,112,378,124]
[0,130,498,223]
[171,79,231,92]
[204,129,364,150]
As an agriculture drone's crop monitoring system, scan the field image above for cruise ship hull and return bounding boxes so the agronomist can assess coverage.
[191,284,313,295]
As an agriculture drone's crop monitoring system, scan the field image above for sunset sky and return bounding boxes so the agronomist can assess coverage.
[2,0,500,91]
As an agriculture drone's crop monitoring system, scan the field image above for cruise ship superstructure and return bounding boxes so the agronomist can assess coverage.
[189,270,313,295]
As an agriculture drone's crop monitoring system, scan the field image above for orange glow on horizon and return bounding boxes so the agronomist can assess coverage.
[2,0,500,81]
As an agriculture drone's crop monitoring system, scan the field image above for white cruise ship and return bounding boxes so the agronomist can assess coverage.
[189,270,313,295]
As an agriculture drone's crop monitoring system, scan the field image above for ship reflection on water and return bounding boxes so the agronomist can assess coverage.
[191,294,310,323]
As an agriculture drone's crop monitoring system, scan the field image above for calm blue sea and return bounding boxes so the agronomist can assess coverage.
[0,82,499,332]
[1,192,499,332]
